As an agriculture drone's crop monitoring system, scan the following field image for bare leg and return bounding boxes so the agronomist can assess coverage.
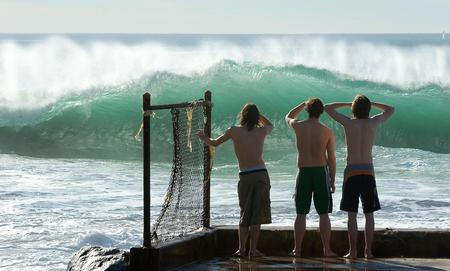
[344,212,358,259]
[237,225,249,256]
[249,224,262,256]
[364,212,374,259]
[319,214,336,257]
[292,215,306,256]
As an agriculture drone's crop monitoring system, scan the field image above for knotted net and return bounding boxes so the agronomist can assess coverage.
[151,102,207,243]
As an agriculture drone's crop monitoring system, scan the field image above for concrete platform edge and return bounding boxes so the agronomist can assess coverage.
[129,227,450,271]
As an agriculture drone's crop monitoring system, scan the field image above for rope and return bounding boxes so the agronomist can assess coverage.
[145,98,215,243]
[134,110,155,141]
[209,146,215,171]
[143,110,155,117]
[186,107,193,153]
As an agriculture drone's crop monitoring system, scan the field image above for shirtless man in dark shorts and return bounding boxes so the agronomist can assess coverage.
[285,98,337,258]
[325,95,395,259]
[197,103,273,258]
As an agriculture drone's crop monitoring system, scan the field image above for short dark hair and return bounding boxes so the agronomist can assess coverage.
[306,98,324,119]
[239,103,260,131]
[352,94,371,119]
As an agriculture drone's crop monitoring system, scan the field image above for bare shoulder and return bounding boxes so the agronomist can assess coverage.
[256,126,270,134]
[292,120,305,128]
[228,126,237,134]
[319,121,331,129]
[322,124,334,137]
[369,115,384,125]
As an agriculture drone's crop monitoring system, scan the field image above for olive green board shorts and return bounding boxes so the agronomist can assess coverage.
[295,166,332,215]
[238,169,272,226]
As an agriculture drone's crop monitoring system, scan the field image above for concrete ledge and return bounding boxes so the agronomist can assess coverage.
[130,227,450,271]
[216,226,450,258]
[130,229,217,271]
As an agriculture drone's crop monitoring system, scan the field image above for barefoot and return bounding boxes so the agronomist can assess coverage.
[249,249,265,258]
[288,250,301,257]
[343,252,357,259]
[365,252,374,259]
[232,250,246,258]
[323,250,337,257]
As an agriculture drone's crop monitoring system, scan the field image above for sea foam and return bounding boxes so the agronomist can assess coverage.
[1,35,449,109]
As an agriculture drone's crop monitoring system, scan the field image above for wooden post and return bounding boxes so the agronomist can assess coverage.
[203,90,212,228]
[143,93,151,247]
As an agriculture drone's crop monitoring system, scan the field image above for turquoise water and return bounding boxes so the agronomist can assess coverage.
[1,34,450,159]
[0,34,450,270]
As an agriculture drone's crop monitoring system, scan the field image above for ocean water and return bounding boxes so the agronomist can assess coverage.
[1,34,450,270]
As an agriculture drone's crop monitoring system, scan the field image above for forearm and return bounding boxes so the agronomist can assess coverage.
[324,102,351,112]
[372,102,395,112]
[197,128,231,147]
[199,136,218,147]
[286,102,306,121]
[324,103,352,123]
[327,162,336,183]
[259,114,273,127]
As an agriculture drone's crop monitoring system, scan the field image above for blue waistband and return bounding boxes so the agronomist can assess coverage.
[239,168,267,176]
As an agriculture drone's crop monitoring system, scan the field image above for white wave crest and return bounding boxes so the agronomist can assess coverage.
[0,35,449,109]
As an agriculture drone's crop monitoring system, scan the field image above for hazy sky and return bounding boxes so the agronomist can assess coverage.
[1,0,449,33]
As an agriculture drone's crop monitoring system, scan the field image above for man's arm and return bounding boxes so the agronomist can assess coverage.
[371,102,395,123]
[326,130,336,193]
[197,128,231,147]
[324,103,352,125]
[259,114,273,134]
[285,102,306,128]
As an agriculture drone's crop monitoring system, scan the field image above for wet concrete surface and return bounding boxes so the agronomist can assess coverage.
[130,227,450,270]
[178,257,450,271]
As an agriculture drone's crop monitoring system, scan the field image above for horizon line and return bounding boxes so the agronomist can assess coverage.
[0,32,446,35]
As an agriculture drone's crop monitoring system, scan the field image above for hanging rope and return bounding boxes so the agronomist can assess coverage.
[151,103,206,243]
[135,110,155,141]
[186,106,194,152]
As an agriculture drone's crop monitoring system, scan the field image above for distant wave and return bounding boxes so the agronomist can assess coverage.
[1,36,450,110]
[1,60,450,159]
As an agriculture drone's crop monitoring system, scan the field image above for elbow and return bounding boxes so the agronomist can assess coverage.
[327,156,336,165]
[285,115,292,126]
[385,106,395,117]
[210,140,221,147]
[210,141,218,147]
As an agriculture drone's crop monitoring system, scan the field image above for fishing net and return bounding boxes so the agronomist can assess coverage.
[151,102,208,243]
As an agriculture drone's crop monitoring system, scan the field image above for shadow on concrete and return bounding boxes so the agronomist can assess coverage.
[178,257,450,271]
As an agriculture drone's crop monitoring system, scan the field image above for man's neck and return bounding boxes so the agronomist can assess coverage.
[308,117,320,122]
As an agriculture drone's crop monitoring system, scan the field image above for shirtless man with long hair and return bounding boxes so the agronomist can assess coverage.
[197,103,273,258]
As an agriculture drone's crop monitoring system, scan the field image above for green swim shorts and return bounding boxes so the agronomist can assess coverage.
[295,166,332,215]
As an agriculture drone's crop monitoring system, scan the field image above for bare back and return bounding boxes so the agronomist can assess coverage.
[342,118,380,164]
[292,120,333,167]
[324,101,395,165]
[229,126,269,169]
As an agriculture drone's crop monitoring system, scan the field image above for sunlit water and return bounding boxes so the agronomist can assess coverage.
[1,146,449,270]
[1,33,450,270]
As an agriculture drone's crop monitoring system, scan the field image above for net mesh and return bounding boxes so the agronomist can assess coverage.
[151,102,207,243]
